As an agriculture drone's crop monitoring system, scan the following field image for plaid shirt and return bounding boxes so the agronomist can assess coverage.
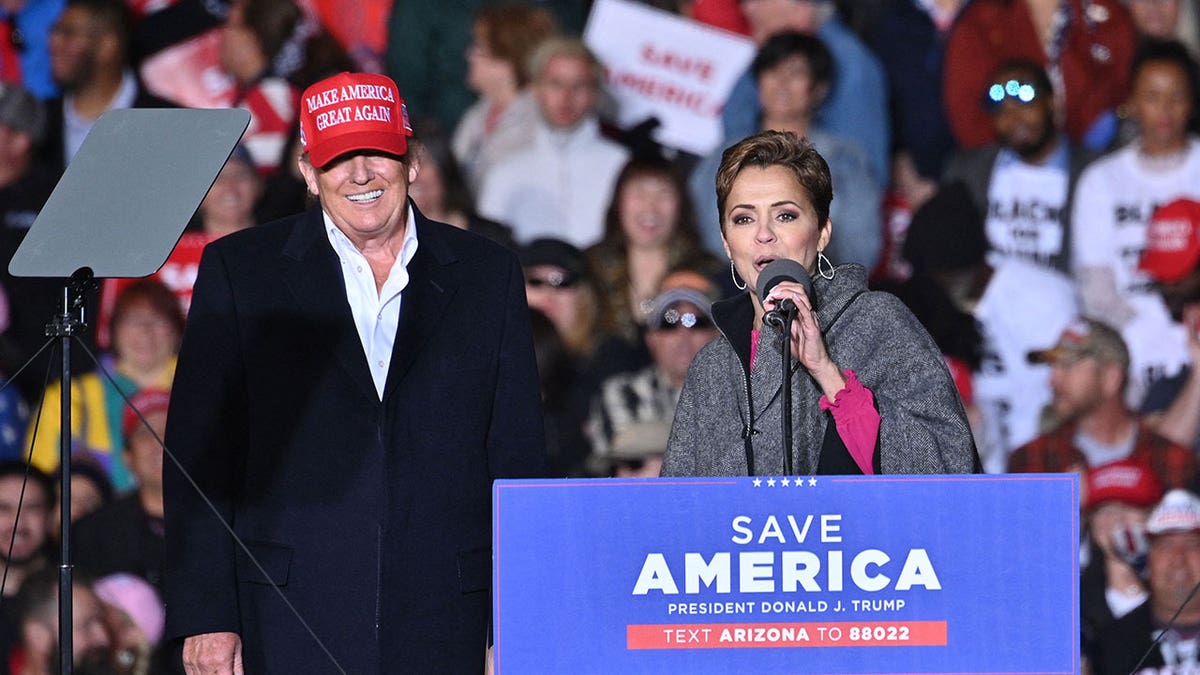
[1008,421,1196,489]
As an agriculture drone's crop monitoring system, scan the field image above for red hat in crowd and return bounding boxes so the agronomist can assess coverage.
[122,389,171,441]
[1138,198,1200,284]
[1084,459,1163,512]
[298,72,413,169]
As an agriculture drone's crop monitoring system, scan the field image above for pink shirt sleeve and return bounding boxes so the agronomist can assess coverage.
[818,370,880,475]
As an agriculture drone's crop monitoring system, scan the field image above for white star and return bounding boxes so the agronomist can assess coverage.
[808,477,818,486]
[781,477,791,487]
[753,478,762,487]
[767,478,776,487]
[794,478,804,487]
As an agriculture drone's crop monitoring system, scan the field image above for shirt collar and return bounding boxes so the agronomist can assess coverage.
[996,135,1070,171]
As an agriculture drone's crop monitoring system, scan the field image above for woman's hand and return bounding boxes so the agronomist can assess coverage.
[763,281,846,398]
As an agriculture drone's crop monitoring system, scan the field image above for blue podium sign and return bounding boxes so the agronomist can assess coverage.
[493,474,1078,674]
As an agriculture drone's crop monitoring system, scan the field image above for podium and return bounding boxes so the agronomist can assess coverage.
[493,474,1079,674]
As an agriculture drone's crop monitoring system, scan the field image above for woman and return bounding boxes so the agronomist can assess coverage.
[1074,39,1200,319]
[452,4,557,191]
[587,155,715,344]
[27,280,183,491]
[662,131,978,477]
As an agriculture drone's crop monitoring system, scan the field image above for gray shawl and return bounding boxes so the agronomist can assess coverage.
[661,264,979,476]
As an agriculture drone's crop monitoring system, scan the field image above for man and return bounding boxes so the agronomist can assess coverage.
[1009,317,1196,489]
[0,462,53,665]
[0,82,61,398]
[722,0,889,184]
[585,270,720,477]
[1136,199,1200,452]
[163,72,545,674]
[476,37,628,248]
[74,388,168,591]
[13,567,113,674]
[943,60,1093,276]
[943,0,1134,150]
[1092,489,1200,673]
[903,182,1077,473]
[1079,460,1162,657]
[40,0,171,173]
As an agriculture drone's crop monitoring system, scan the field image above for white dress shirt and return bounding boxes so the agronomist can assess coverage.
[324,205,419,398]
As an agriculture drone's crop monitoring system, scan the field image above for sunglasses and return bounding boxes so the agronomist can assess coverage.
[983,79,1040,110]
[653,309,714,332]
[525,271,578,289]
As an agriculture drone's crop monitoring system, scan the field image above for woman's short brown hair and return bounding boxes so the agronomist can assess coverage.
[111,279,186,345]
[476,5,558,88]
[714,130,833,232]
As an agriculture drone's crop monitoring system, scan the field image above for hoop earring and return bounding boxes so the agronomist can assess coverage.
[817,251,835,280]
[730,260,747,291]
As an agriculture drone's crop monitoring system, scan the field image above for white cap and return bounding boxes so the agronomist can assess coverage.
[1147,489,1200,535]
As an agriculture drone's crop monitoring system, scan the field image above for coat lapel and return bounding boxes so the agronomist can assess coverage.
[280,207,378,402]
[382,209,458,401]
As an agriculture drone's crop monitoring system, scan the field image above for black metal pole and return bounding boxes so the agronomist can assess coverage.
[57,286,73,675]
[51,268,91,675]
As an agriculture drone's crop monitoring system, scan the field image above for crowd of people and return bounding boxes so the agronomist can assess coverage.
[0,0,1197,671]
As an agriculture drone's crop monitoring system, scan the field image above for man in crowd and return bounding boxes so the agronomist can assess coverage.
[1137,199,1200,453]
[0,82,61,399]
[164,71,545,674]
[943,60,1093,276]
[1093,489,1200,673]
[0,462,53,664]
[1010,317,1196,489]
[903,182,1077,472]
[13,568,114,674]
[586,269,720,477]
[476,37,628,248]
[1080,460,1162,656]
[40,0,170,172]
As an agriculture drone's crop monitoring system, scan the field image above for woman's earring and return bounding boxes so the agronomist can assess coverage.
[730,260,747,291]
[817,251,835,280]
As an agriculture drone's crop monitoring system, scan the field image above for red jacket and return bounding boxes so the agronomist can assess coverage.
[943,0,1135,148]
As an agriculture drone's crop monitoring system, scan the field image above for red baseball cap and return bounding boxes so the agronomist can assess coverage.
[1138,198,1200,284]
[1084,459,1163,512]
[298,72,413,169]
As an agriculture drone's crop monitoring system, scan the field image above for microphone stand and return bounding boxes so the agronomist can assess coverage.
[770,306,797,476]
[48,267,95,675]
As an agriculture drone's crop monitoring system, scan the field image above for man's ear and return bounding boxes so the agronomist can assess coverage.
[297,154,319,197]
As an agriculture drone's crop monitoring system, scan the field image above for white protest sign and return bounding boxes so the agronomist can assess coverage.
[584,0,756,156]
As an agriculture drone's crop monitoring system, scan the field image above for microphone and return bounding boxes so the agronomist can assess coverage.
[756,259,812,329]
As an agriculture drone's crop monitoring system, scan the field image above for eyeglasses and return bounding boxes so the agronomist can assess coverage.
[525,271,578,289]
[653,309,714,332]
[983,79,1040,110]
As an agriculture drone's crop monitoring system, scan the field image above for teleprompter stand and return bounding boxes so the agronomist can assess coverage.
[9,107,249,675]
